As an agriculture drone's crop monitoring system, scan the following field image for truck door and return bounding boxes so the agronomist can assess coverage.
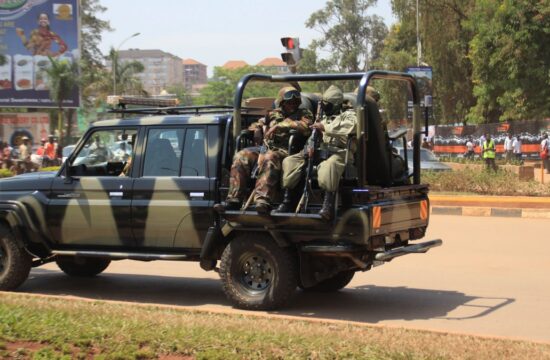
[131,126,214,249]
[47,128,138,247]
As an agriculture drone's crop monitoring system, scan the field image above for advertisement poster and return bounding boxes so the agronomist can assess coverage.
[0,0,79,108]
[406,66,433,105]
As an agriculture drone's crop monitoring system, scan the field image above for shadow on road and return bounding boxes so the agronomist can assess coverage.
[19,268,514,324]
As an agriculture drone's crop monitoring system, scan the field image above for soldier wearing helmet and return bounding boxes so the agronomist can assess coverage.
[216,87,313,214]
[277,85,358,220]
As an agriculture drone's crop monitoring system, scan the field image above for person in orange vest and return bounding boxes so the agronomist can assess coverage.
[482,133,497,171]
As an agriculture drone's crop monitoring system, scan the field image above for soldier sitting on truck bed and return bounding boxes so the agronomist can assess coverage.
[215,87,313,214]
[276,85,357,220]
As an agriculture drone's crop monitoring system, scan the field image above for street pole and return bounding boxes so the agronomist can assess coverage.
[416,0,421,66]
[113,32,140,95]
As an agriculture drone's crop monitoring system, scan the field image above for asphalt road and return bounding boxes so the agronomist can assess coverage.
[17,215,550,343]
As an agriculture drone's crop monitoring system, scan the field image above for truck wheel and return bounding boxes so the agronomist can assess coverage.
[0,225,32,290]
[219,233,298,310]
[56,257,111,277]
[300,270,355,292]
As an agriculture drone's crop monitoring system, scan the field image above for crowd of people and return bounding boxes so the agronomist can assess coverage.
[0,135,61,174]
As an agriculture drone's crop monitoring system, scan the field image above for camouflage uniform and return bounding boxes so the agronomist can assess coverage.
[282,85,357,193]
[282,110,357,192]
[226,107,313,205]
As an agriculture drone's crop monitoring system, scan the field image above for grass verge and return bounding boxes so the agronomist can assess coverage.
[423,168,550,196]
[0,293,549,359]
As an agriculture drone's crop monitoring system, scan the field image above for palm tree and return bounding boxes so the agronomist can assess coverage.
[45,56,79,146]
[109,48,146,95]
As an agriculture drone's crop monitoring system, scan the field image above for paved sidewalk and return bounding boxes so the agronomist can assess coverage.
[430,193,550,219]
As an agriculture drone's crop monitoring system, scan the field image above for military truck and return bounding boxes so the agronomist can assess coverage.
[0,71,441,310]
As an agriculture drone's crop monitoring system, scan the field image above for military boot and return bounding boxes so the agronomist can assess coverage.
[273,188,294,213]
[319,192,335,220]
[213,198,241,213]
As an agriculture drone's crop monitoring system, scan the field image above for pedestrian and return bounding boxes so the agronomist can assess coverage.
[18,136,30,161]
[36,138,46,156]
[504,133,513,163]
[512,135,522,162]
[482,133,497,171]
[540,133,549,173]
[215,87,313,214]
[277,85,357,220]
[465,137,474,160]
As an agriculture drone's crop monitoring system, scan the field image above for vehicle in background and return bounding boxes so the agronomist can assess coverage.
[396,146,452,172]
[61,145,76,164]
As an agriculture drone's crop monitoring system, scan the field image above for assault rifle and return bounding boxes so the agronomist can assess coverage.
[295,101,324,213]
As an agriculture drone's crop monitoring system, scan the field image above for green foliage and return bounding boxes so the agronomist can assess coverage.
[423,167,550,196]
[195,66,283,106]
[79,0,112,114]
[306,0,388,72]
[108,48,145,96]
[467,0,550,123]
[0,169,13,178]
[166,84,192,106]
[389,0,476,125]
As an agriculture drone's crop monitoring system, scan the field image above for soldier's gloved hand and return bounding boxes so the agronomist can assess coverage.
[311,122,325,133]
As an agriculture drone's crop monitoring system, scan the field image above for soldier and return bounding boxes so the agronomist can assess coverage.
[216,87,313,214]
[277,85,358,220]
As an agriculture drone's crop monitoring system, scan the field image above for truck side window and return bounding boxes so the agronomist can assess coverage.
[181,129,206,177]
[143,128,184,177]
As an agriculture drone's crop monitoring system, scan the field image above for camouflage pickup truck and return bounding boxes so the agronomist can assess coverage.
[0,71,441,310]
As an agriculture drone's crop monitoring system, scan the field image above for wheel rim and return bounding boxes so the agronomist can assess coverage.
[237,253,274,294]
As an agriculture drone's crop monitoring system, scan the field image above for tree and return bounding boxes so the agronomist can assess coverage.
[109,48,145,95]
[80,0,112,111]
[306,0,388,72]
[166,84,192,106]
[390,0,476,124]
[46,57,79,146]
[195,66,283,106]
[467,0,550,123]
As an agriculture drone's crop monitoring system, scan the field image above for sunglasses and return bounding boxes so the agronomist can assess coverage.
[282,90,301,101]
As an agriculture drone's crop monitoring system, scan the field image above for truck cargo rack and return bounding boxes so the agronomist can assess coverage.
[108,105,265,116]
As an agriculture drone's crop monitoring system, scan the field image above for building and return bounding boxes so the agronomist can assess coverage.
[256,57,289,73]
[222,60,249,70]
[182,59,207,92]
[106,49,184,95]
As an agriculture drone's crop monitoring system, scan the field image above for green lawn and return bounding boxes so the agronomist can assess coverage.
[0,293,549,359]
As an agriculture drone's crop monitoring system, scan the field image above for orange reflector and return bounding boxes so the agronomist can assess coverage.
[372,206,381,229]
[420,200,429,220]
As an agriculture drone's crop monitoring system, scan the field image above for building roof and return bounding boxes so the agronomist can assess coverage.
[183,58,205,66]
[119,49,181,60]
[257,57,286,67]
[222,60,249,69]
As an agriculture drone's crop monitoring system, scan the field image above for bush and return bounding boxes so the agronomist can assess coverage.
[423,168,550,196]
[40,166,61,172]
[0,169,13,178]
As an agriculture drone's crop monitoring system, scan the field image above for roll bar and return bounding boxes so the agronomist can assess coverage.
[232,71,422,185]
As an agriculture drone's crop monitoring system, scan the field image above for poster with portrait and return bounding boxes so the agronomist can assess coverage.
[0,0,79,108]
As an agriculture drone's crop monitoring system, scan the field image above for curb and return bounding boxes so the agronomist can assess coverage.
[431,206,550,219]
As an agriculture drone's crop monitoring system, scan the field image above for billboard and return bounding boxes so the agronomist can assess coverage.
[0,112,49,146]
[406,66,433,105]
[0,0,79,108]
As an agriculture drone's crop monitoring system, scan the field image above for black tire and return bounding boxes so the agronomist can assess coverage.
[300,270,355,292]
[219,233,298,310]
[0,225,32,290]
[56,257,111,277]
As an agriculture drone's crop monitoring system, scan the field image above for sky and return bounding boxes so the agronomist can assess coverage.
[97,0,397,75]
